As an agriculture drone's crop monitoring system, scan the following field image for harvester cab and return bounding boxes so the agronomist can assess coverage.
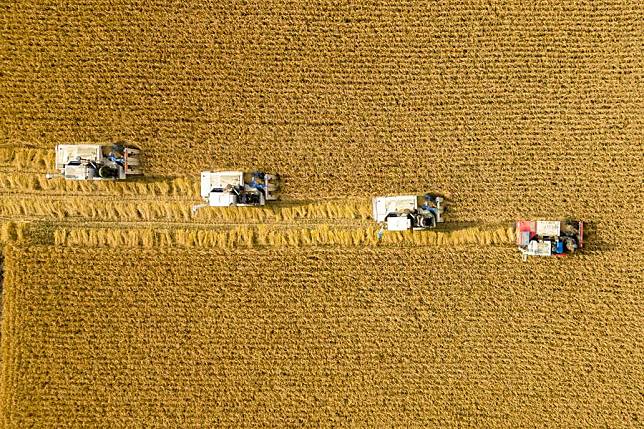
[516,220,583,261]
[192,170,280,213]
[372,194,446,232]
[46,144,142,180]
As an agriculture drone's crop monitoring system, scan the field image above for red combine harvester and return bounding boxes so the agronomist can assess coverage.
[516,220,583,261]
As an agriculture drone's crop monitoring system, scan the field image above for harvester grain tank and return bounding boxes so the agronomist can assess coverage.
[516,220,583,261]
[192,170,280,213]
[46,144,142,180]
[372,194,446,231]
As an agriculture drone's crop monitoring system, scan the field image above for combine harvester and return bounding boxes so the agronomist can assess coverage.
[192,170,280,213]
[516,220,583,261]
[372,194,446,233]
[46,144,142,180]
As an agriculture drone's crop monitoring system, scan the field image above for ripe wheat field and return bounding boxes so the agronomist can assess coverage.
[1,0,642,427]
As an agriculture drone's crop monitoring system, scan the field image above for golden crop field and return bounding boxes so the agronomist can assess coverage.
[1,0,642,427]
[2,245,642,427]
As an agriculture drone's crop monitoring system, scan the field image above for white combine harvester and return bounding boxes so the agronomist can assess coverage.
[516,220,583,261]
[372,194,446,231]
[192,170,280,213]
[46,144,142,180]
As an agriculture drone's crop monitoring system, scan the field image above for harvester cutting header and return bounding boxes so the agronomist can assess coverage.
[192,170,280,213]
[46,144,142,180]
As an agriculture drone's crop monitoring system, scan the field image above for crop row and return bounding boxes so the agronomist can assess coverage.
[0,147,53,171]
[2,242,641,427]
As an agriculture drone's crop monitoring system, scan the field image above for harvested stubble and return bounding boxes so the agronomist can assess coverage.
[0,173,199,198]
[0,197,192,223]
[1,244,642,427]
[0,222,26,244]
[52,224,515,248]
[272,200,372,222]
[0,148,53,172]
[1,195,372,225]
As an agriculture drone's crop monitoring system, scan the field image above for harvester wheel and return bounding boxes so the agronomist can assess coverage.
[419,215,436,228]
[98,165,116,179]
[564,237,577,252]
